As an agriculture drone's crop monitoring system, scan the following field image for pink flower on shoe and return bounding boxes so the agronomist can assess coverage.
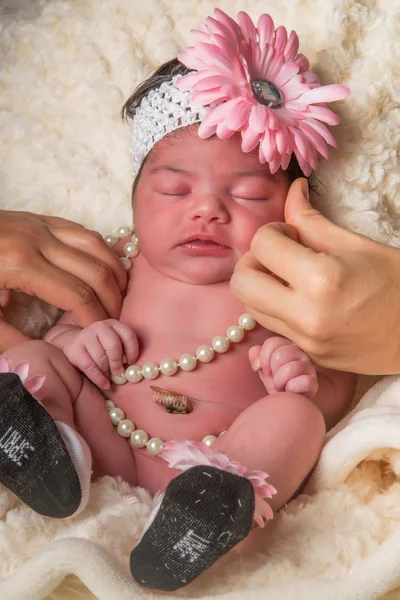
[0,357,46,401]
[160,439,277,527]
[176,9,350,175]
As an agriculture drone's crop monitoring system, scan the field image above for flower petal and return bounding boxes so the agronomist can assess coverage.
[301,84,351,105]
[198,122,218,138]
[241,127,261,152]
[249,104,268,133]
[238,11,257,43]
[299,121,330,159]
[274,63,300,88]
[14,361,30,383]
[216,121,236,139]
[0,356,12,374]
[294,53,310,72]
[308,105,341,125]
[191,88,230,106]
[273,26,288,53]
[276,125,289,154]
[225,99,252,130]
[303,118,338,147]
[24,375,46,397]
[214,9,242,43]
[284,30,299,62]
[257,13,275,47]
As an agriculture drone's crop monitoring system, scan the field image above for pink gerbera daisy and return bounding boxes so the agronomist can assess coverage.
[161,439,277,527]
[0,357,46,401]
[176,9,350,175]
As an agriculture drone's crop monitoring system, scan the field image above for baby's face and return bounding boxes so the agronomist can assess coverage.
[134,126,290,285]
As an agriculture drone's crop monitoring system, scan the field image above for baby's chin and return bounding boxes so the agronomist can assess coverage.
[162,262,234,286]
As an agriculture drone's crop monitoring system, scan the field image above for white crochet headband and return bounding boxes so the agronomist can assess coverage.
[130,74,208,177]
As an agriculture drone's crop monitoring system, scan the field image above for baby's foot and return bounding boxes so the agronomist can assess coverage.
[0,373,91,518]
[130,465,254,591]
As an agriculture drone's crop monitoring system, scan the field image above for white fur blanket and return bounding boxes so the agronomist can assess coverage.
[1,0,400,599]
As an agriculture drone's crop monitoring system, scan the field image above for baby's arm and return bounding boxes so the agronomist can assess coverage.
[45,314,138,390]
[251,336,356,430]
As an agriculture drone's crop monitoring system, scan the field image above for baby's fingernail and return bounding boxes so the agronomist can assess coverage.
[103,381,110,390]
[122,354,127,364]
[250,357,261,371]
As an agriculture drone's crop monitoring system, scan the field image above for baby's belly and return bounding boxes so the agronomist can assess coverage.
[105,357,266,492]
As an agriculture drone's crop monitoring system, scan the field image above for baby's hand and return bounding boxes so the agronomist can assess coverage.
[64,319,138,390]
[249,336,318,399]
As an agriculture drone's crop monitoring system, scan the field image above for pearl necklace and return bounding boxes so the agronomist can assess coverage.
[103,225,257,387]
[102,224,257,457]
[104,397,226,457]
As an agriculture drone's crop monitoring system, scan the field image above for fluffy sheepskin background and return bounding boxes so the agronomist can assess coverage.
[0,0,400,599]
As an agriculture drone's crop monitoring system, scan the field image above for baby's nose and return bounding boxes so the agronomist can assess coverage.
[189,193,229,223]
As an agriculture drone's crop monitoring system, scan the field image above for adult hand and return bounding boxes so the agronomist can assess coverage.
[0,211,127,327]
[231,178,400,375]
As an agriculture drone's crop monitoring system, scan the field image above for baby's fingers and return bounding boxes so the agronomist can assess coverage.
[79,349,111,390]
[249,345,262,371]
[96,326,124,376]
[111,321,139,365]
[259,336,292,375]
[286,374,318,399]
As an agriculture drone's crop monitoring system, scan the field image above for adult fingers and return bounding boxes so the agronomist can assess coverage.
[41,239,123,319]
[39,215,86,229]
[10,260,108,326]
[230,262,294,322]
[51,227,127,292]
[285,178,361,254]
[250,223,317,288]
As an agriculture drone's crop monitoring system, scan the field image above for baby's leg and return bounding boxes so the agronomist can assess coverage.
[0,340,135,517]
[130,393,325,591]
[214,391,326,513]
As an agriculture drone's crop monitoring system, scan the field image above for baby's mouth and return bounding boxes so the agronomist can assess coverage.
[179,239,231,252]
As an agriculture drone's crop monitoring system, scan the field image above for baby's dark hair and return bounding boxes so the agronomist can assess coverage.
[122,57,308,198]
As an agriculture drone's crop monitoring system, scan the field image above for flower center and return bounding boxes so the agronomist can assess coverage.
[251,80,283,109]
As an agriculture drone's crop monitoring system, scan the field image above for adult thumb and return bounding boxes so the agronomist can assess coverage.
[284,178,353,253]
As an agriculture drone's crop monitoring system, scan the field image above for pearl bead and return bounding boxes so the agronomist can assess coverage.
[212,335,230,354]
[124,242,139,258]
[104,235,118,247]
[109,407,125,425]
[120,257,132,271]
[146,438,165,456]
[227,325,244,343]
[239,313,257,331]
[196,345,214,363]
[131,234,138,245]
[160,358,178,376]
[125,365,143,383]
[142,362,160,380]
[130,429,149,448]
[218,430,227,437]
[117,419,135,438]
[202,435,217,447]
[111,373,127,385]
[105,400,116,410]
[116,225,133,238]
[179,354,197,371]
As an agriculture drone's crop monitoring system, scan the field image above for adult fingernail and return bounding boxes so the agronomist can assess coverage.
[301,178,310,205]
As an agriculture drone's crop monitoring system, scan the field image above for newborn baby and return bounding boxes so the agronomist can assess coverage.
[0,10,354,592]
